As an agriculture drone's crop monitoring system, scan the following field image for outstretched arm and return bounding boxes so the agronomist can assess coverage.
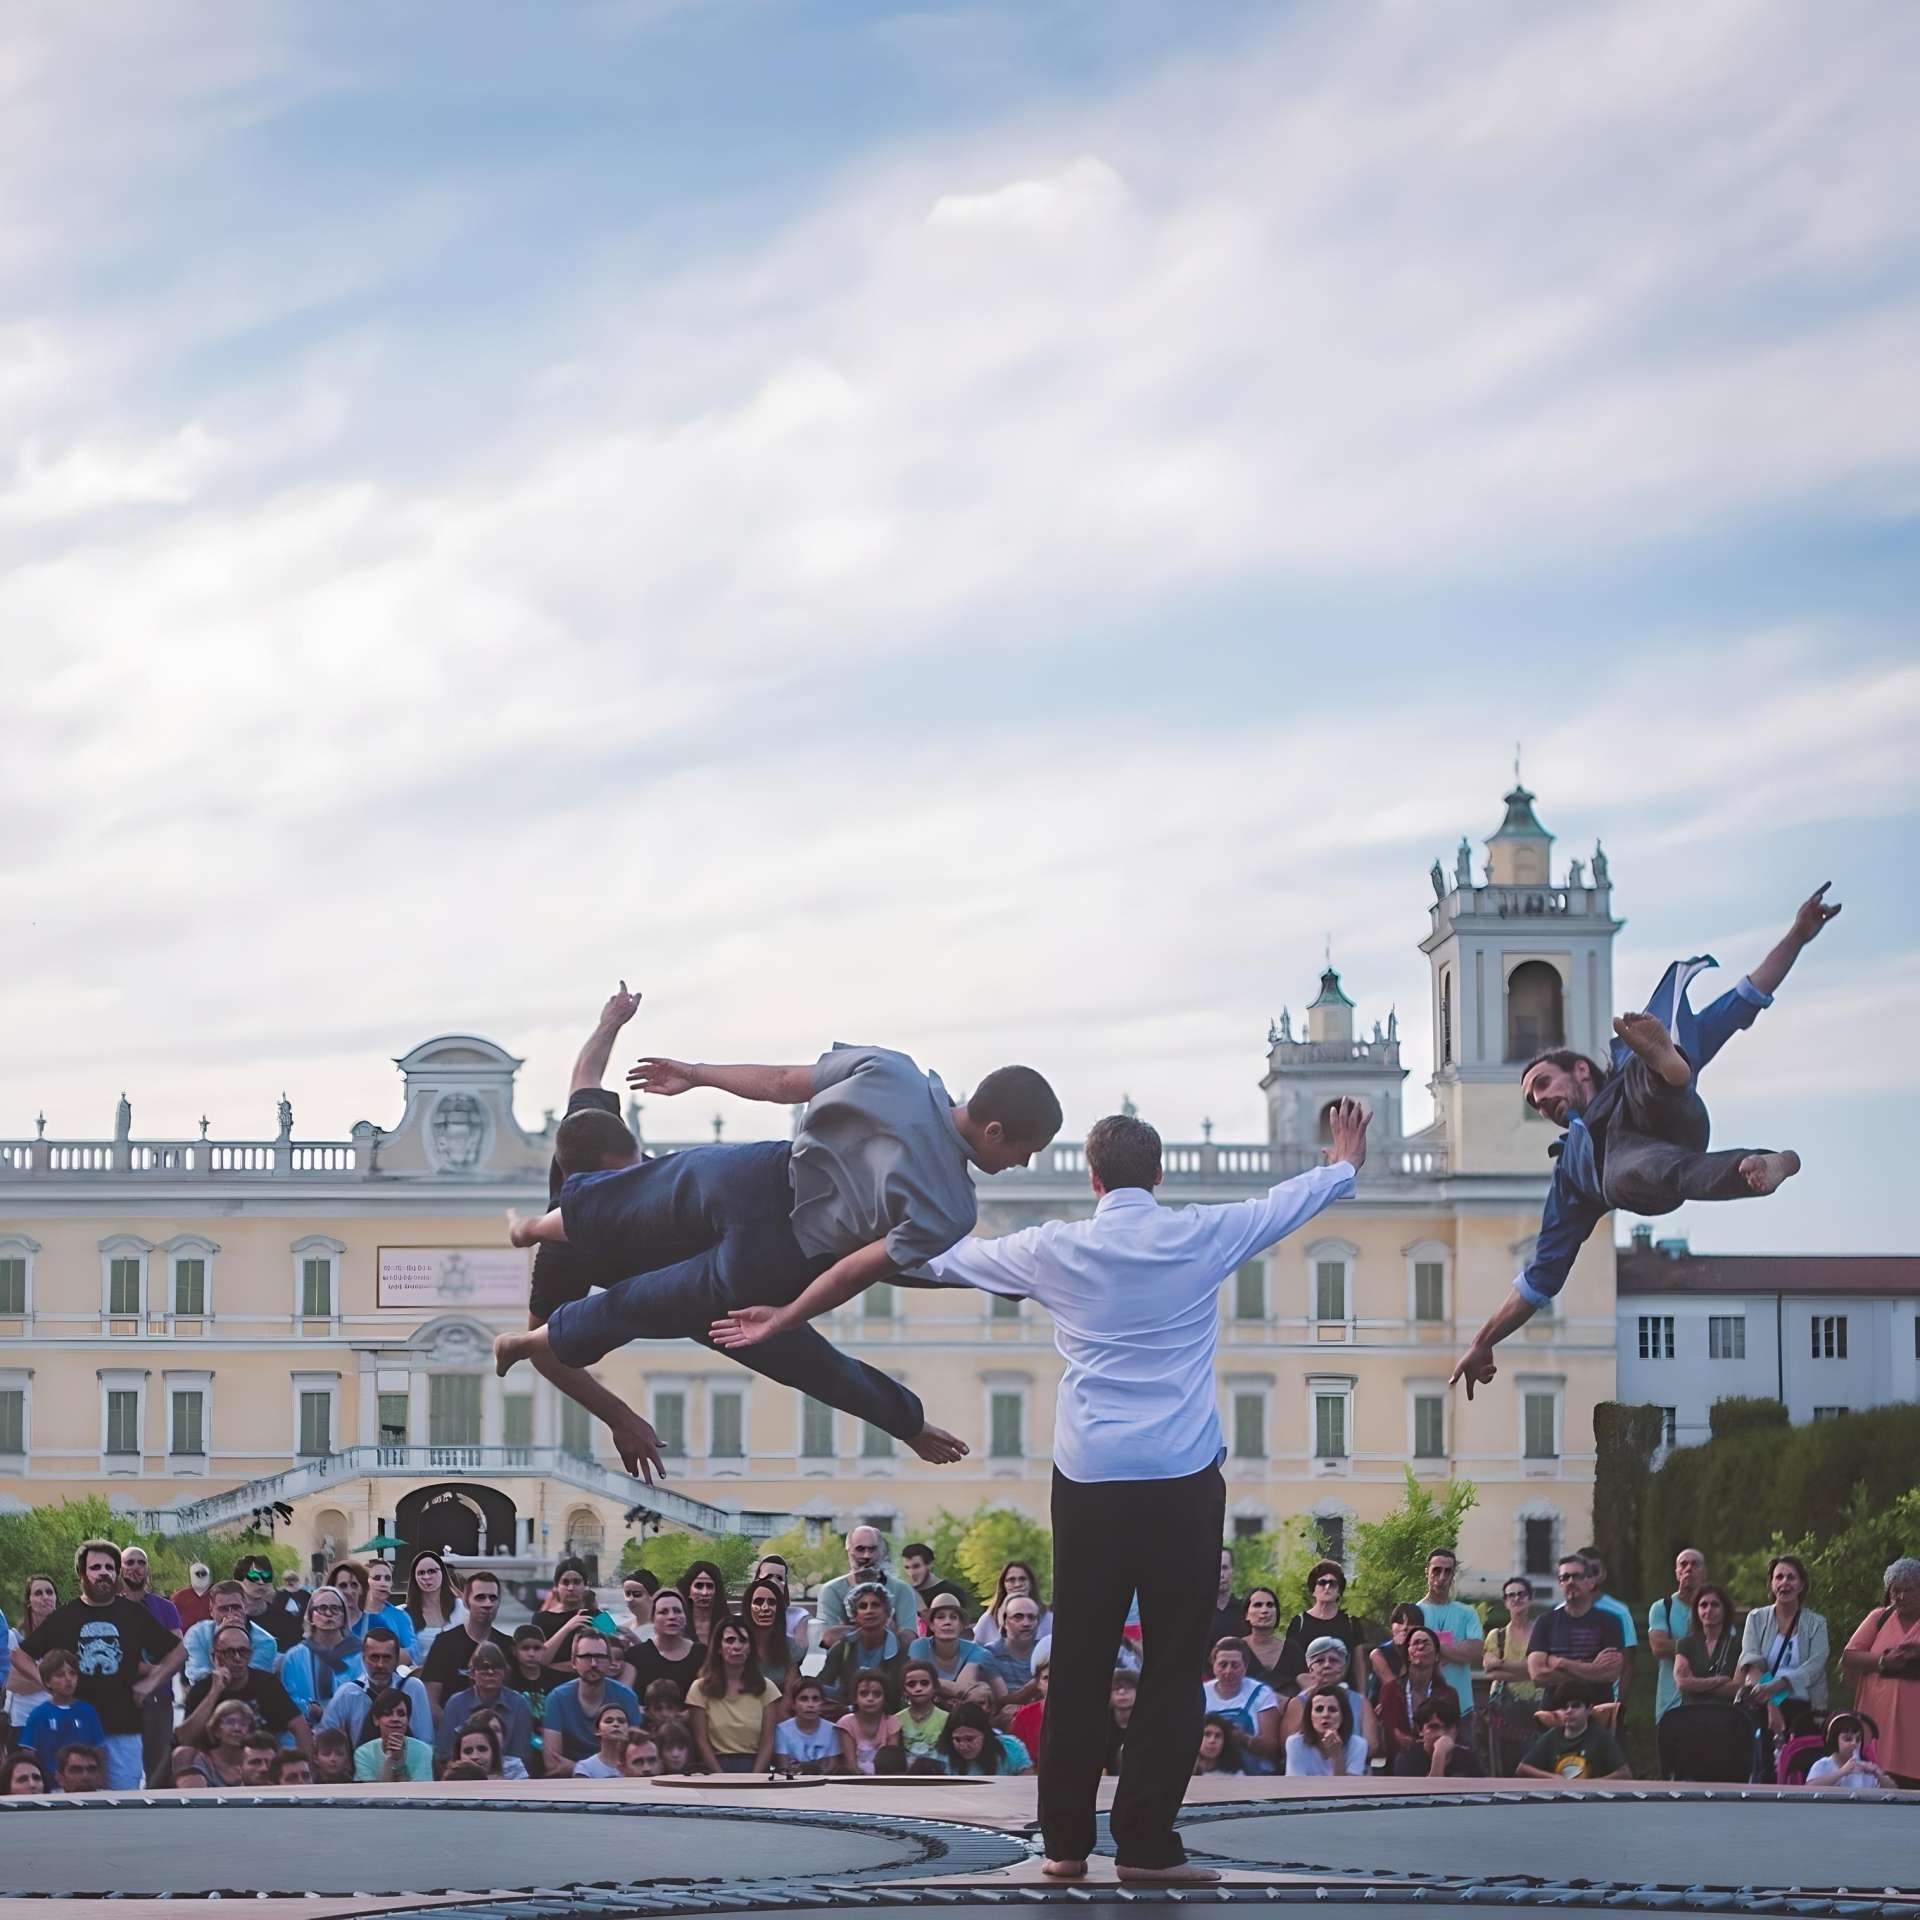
[1747,883,1841,997]
[527,1337,667,1484]
[571,982,642,1094]
[628,1059,814,1103]
[1451,1175,1601,1397]
[710,1239,899,1348]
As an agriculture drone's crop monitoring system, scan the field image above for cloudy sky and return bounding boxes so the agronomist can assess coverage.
[4,0,1915,1252]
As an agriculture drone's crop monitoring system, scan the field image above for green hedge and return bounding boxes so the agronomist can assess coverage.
[1707,1396,1789,1439]
[1639,1401,1920,1594]
[1592,1403,1666,1600]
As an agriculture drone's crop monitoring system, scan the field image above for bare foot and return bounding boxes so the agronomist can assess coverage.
[493,1329,537,1377]
[1613,1012,1690,1087]
[506,1208,538,1249]
[1041,1859,1087,1880]
[905,1423,969,1464]
[1740,1150,1801,1195]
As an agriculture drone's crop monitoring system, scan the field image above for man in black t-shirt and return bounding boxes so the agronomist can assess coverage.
[1526,1556,1626,1690]
[419,1569,515,1710]
[20,1539,182,1791]
[177,1625,310,1773]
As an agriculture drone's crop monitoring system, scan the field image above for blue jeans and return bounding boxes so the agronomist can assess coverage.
[546,1142,926,1441]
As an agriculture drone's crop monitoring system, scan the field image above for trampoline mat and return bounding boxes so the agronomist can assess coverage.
[0,1801,940,1898]
[1182,1796,1919,1892]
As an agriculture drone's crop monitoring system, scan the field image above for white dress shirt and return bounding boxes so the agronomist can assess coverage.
[924,1162,1355,1483]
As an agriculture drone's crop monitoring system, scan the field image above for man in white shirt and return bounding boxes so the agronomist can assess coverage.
[721,1100,1366,1881]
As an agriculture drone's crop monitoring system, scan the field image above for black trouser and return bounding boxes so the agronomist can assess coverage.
[1042,1460,1224,1869]
[1596,1055,1769,1217]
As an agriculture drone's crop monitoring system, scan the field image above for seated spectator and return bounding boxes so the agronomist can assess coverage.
[752,1554,814,1650]
[1737,1554,1829,1775]
[325,1560,372,1644]
[20,1651,107,1779]
[181,1579,279,1682]
[1841,1556,1920,1792]
[279,1586,365,1725]
[321,1623,430,1749]
[819,1585,907,1711]
[688,1617,781,1773]
[361,1560,417,1657]
[462,1705,532,1779]
[1804,1712,1888,1792]
[627,1589,703,1698]
[531,1556,599,1684]
[936,1701,1031,1775]
[174,1696,257,1788]
[1671,1585,1742,1707]
[1241,1587,1294,1693]
[419,1570,514,1714]
[1007,1647,1048,1758]
[623,1730,662,1776]
[179,1625,310,1768]
[1193,1712,1244,1775]
[1281,1637,1380,1756]
[1283,1683,1368,1777]
[1283,1562,1363,1689]
[2,1752,48,1795]
[1375,1627,1461,1765]
[895,1663,948,1766]
[615,1568,658,1654]
[353,1688,435,1782]
[310,1726,355,1785]
[678,1559,729,1654]
[837,1671,902,1775]
[1203,1637,1283,1773]
[240,1730,279,1785]
[1516,1680,1631,1781]
[236,1552,306,1653]
[742,1577,800,1699]
[979,1596,1045,1719]
[873,1743,910,1774]
[1368,1604,1425,1701]
[569,1703,634,1779]
[440,1760,484,1780]
[431,1644,537,1777]
[1391,1695,1478,1778]
[542,1629,641,1775]
[642,1676,688,1733]
[776,1677,846,1774]
[908,1595,992,1708]
[403,1548,465,1667]
[511,1622,558,1749]
[656,1722,698,1774]
[974,1561,1053,1649]
[173,1756,212,1790]
[1105,1669,1137,1776]
[54,1744,105,1793]
[270,1752,313,1786]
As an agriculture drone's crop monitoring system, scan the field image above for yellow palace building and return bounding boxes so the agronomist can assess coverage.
[0,784,1619,1594]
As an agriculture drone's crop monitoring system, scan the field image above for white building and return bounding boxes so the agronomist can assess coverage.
[1615,1227,1920,1453]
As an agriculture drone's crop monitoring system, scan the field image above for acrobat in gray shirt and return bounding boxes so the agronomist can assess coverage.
[788,1045,979,1269]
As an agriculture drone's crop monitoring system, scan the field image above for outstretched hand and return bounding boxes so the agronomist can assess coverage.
[711,1305,788,1350]
[1791,883,1842,946]
[628,1056,699,1095]
[1449,1339,1498,1400]
[609,1412,667,1486]
[599,980,642,1030]
[1323,1097,1371,1172]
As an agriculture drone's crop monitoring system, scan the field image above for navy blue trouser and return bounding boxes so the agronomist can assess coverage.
[545,1141,926,1441]
[1041,1460,1225,1868]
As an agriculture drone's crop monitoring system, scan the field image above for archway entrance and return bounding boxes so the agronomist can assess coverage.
[396,1482,518,1557]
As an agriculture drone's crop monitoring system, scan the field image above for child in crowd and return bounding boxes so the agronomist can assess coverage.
[1284,1683,1369,1776]
[895,1662,949,1765]
[354,1689,434,1782]
[642,1677,689,1735]
[1805,1713,1888,1791]
[19,1652,106,1779]
[1517,1680,1632,1781]
[655,1723,698,1774]
[1368,1605,1425,1701]
[1008,1649,1048,1757]
[463,1704,532,1780]
[1193,1714,1244,1775]
[1392,1696,1477,1777]
[444,1719,506,1780]
[837,1672,902,1776]
[311,1727,355,1785]
[1104,1670,1138,1776]
[775,1679,845,1774]
[571,1702,632,1778]
[936,1702,1030,1775]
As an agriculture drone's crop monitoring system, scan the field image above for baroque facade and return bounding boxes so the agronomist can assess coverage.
[0,785,1620,1594]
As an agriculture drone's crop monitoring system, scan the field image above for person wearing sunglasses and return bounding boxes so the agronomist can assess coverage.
[233,1553,305,1651]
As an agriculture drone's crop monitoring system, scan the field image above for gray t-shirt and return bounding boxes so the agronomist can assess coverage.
[789,1045,978,1268]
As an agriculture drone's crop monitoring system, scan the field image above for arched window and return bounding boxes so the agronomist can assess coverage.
[1505,961,1564,1062]
[1439,970,1453,1067]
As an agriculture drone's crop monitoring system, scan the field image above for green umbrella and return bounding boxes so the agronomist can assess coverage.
[354,1533,408,1553]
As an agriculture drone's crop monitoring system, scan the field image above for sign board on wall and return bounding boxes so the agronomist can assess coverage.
[377,1247,530,1311]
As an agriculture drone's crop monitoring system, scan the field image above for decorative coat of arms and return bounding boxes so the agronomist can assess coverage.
[429,1093,488,1170]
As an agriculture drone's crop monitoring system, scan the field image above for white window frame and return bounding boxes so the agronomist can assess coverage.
[1637,1314,1676,1360]
[0,1235,40,1321]
[291,1371,340,1460]
[1305,1239,1357,1334]
[983,1372,1029,1465]
[1515,1502,1561,1583]
[291,1236,345,1330]
[164,1368,213,1471]
[99,1234,153,1321]
[0,1368,31,1466]
[98,1366,150,1472]
[1707,1314,1746,1361]
[1407,1382,1448,1461]
[160,1234,219,1325]
[1516,1373,1564,1471]
[1405,1243,1450,1325]
[1307,1372,1355,1472]
[1226,1373,1272,1460]
[1812,1314,1849,1360]
[705,1379,749,1468]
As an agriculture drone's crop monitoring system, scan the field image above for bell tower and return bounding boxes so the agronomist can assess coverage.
[1420,783,1622,1174]
[1262,961,1408,1161]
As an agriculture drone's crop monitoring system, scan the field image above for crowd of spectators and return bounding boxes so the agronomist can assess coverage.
[3,1529,1915,1795]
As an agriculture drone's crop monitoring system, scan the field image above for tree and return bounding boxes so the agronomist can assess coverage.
[1347,1470,1477,1632]
[1229,1516,1320,1612]
[620,1530,761,1592]
[0,1496,295,1604]
[953,1508,1052,1605]
[1591,1403,1667,1602]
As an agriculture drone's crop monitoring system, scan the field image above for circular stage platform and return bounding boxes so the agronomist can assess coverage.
[0,1785,1913,1915]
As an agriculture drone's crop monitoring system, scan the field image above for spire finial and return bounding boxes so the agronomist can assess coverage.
[1514,740,1522,785]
